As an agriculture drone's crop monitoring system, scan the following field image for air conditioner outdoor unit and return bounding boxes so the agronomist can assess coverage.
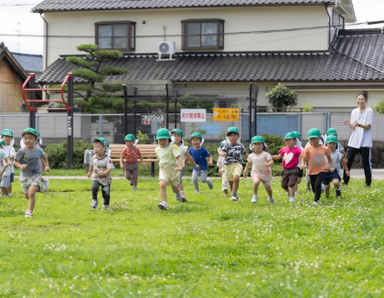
[157,41,176,61]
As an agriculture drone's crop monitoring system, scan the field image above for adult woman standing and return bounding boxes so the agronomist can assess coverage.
[343,92,374,187]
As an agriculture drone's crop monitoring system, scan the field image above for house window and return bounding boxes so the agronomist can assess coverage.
[182,19,224,50]
[96,22,135,51]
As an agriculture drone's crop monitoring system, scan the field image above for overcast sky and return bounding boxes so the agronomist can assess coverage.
[0,0,383,55]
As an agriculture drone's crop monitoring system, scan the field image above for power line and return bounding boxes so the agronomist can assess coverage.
[0,21,381,40]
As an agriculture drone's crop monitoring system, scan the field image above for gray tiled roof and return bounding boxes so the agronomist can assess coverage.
[37,30,384,84]
[32,0,335,12]
[11,53,43,73]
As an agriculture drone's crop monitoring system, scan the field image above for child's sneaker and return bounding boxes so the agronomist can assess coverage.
[312,201,319,206]
[176,193,183,202]
[336,189,341,198]
[251,195,258,203]
[158,201,168,210]
[25,210,33,218]
[194,190,200,194]
[230,195,239,201]
[132,186,138,191]
[102,205,109,211]
[289,197,295,203]
[91,199,98,209]
[268,197,275,204]
[208,181,214,190]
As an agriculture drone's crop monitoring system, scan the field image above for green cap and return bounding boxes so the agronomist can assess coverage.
[171,128,183,139]
[124,134,135,141]
[326,135,338,144]
[284,132,296,139]
[1,129,13,137]
[326,128,337,136]
[292,131,301,139]
[94,137,109,148]
[0,140,5,146]
[22,127,39,138]
[227,127,239,136]
[308,128,321,139]
[191,132,202,140]
[251,135,265,144]
[156,128,171,140]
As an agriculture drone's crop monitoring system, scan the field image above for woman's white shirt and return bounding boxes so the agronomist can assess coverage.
[347,107,373,148]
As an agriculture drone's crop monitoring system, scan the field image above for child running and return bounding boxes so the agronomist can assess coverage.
[155,128,184,210]
[323,135,349,199]
[216,141,229,196]
[272,132,302,202]
[14,128,50,217]
[120,134,142,191]
[171,129,197,201]
[219,127,247,201]
[88,137,114,210]
[301,128,335,206]
[243,136,274,204]
[188,132,213,193]
[1,129,15,197]
[0,141,11,197]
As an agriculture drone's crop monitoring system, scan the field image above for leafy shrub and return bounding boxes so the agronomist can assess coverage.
[262,134,284,155]
[45,139,92,169]
[267,83,297,112]
[374,100,384,114]
[137,130,151,144]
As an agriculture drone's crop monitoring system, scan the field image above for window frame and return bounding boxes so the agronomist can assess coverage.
[95,21,136,51]
[181,19,225,50]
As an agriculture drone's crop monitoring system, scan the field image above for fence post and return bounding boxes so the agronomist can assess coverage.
[165,84,169,129]
[99,114,103,137]
[67,73,74,169]
[123,84,128,135]
[249,85,252,139]
[29,74,36,128]
[299,109,303,137]
[249,84,259,136]
[174,90,177,128]
[133,87,137,136]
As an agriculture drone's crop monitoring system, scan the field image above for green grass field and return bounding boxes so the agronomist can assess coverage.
[0,176,383,297]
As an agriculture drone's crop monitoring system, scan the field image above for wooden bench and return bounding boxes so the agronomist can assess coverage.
[110,144,159,176]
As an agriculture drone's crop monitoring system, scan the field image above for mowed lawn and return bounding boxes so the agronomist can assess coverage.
[0,175,383,297]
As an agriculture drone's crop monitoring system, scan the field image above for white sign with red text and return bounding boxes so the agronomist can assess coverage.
[180,109,207,122]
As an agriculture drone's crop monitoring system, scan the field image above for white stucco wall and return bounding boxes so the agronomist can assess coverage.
[172,82,384,111]
[44,6,330,66]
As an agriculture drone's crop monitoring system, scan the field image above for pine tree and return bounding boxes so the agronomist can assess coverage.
[66,44,128,113]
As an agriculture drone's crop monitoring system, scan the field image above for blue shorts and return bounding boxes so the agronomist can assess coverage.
[323,171,341,185]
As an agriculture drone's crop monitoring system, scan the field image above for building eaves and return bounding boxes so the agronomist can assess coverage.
[33,0,335,13]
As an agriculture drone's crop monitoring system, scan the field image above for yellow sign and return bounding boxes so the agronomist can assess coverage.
[213,108,239,121]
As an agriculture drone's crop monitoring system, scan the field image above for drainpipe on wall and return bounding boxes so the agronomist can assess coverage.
[39,11,48,70]
[324,4,331,48]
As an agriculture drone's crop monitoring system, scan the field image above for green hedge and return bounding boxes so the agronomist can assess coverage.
[45,139,92,169]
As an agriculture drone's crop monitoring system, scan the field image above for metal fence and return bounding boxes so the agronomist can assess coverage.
[1,111,383,144]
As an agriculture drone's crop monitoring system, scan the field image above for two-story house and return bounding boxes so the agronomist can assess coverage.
[32,0,384,112]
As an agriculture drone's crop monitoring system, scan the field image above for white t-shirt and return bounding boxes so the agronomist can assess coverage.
[2,145,15,174]
[247,151,273,181]
[347,107,374,148]
[177,144,188,166]
[326,150,343,172]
